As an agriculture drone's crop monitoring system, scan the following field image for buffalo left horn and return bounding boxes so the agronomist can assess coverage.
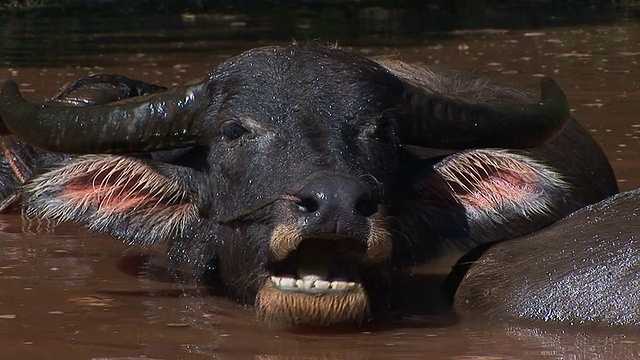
[400,77,570,149]
[0,78,214,154]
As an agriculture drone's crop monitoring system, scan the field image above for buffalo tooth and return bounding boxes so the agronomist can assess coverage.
[303,279,315,289]
[347,282,356,288]
[295,279,304,288]
[301,274,323,282]
[280,277,296,289]
[270,276,280,287]
[298,267,330,280]
[330,281,348,290]
[315,280,330,290]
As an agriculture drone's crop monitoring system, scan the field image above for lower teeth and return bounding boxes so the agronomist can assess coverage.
[270,276,356,291]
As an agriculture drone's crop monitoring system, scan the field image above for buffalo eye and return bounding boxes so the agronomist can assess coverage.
[220,120,249,141]
[372,121,396,141]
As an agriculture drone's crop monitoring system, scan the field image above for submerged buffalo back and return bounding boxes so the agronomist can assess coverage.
[530,118,618,206]
[453,189,640,326]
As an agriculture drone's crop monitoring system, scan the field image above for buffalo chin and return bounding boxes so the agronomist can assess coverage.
[256,280,370,326]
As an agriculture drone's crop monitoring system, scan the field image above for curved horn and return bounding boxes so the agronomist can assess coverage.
[51,74,168,106]
[0,74,168,138]
[0,78,213,154]
[400,77,570,149]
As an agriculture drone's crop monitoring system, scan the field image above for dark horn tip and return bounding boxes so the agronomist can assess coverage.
[1,80,19,97]
[0,118,9,135]
[0,81,21,135]
[539,77,570,125]
[540,77,568,105]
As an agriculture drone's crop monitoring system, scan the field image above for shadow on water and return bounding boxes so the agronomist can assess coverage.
[1,1,640,67]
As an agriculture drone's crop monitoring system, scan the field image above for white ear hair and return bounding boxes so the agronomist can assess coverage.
[24,155,199,247]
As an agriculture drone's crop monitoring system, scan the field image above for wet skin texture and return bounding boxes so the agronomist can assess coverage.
[452,189,640,327]
[0,45,618,327]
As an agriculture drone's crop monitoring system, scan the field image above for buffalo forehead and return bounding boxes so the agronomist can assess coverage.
[217,46,403,124]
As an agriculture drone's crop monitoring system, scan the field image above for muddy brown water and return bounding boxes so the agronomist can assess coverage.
[0,12,639,360]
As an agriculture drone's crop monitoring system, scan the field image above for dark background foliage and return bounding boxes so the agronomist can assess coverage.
[0,1,638,23]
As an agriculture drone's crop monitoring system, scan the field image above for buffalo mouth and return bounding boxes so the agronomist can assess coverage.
[256,225,392,327]
[270,237,364,292]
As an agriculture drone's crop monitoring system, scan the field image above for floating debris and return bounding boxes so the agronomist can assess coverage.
[69,296,115,308]
[556,53,592,58]
[166,322,189,328]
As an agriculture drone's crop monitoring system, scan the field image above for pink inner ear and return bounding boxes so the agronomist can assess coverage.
[418,150,566,215]
[26,155,198,242]
[52,157,191,216]
[63,182,156,212]
[446,166,540,211]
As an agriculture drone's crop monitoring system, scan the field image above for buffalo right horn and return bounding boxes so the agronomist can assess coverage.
[0,77,215,154]
[400,77,570,149]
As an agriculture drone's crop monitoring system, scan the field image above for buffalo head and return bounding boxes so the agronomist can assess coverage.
[0,45,575,326]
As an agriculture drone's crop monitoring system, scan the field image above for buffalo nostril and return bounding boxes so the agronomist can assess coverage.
[291,175,380,239]
[355,198,378,217]
[296,196,319,213]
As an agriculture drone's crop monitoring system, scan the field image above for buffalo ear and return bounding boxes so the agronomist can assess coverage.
[409,149,569,243]
[23,155,201,247]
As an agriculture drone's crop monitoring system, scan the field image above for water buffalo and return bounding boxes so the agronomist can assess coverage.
[451,188,639,326]
[0,44,617,326]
